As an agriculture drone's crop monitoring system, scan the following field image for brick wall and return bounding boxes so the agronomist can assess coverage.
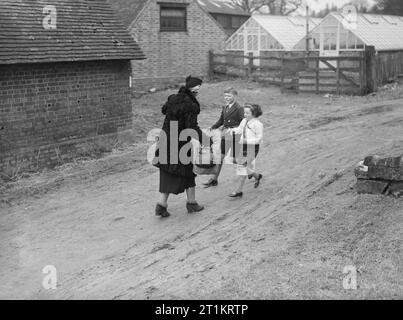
[0,60,132,178]
[129,0,227,91]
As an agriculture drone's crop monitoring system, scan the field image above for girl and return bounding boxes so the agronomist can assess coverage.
[228,104,264,198]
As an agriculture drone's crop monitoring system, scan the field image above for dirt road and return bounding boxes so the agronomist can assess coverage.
[1,81,402,299]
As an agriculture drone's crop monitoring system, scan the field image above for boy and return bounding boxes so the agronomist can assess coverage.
[203,88,244,188]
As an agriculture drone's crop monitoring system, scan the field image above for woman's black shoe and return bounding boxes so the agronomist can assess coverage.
[228,192,243,198]
[254,174,263,188]
[203,179,218,188]
[155,204,170,218]
[248,174,253,180]
[186,202,205,213]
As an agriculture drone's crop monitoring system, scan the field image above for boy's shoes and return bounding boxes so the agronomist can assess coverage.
[186,202,205,213]
[155,204,170,218]
[254,174,263,188]
[203,179,218,188]
[228,192,243,198]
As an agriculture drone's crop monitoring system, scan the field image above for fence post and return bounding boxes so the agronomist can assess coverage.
[336,58,340,95]
[247,52,254,79]
[316,55,320,94]
[365,45,377,94]
[280,53,285,94]
[208,50,214,80]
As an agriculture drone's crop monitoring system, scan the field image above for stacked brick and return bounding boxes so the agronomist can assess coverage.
[355,155,403,197]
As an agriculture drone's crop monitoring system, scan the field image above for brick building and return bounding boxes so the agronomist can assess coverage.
[0,0,145,178]
[108,0,228,90]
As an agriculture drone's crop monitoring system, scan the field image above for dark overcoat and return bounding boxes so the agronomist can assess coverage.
[154,86,208,178]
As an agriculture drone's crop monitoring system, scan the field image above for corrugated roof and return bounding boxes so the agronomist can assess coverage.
[0,0,146,65]
[107,0,149,28]
[330,12,403,50]
[252,15,321,50]
[197,0,250,16]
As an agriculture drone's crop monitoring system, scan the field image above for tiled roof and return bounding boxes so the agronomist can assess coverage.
[197,0,250,16]
[0,0,146,65]
[107,0,149,28]
[253,15,321,50]
[330,12,403,50]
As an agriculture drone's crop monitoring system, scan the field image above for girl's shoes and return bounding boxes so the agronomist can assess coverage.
[155,204,170,218]
[229,192,243,198]
[186,202,205,213]
[254,174,263,188]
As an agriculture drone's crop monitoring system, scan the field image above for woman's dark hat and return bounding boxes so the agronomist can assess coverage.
[185,76,202,89]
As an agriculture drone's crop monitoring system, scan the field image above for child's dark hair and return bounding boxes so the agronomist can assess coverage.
[244,104,263,117]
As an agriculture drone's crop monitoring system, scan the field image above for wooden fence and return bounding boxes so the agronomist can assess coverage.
[375,50,403,86]
[208,46,388,96]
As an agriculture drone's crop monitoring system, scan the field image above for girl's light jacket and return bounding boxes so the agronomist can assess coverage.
[231,118,263,145]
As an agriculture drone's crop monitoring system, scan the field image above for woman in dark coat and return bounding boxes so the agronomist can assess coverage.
[154,76,210,218]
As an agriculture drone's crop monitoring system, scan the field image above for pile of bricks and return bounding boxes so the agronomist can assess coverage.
[355,155,403,197]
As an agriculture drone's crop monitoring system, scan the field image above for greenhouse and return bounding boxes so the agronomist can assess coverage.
[225,15,321,55]
[295,12,403,54]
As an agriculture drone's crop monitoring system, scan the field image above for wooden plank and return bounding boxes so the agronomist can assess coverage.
[298,83,358,88]
[360,52,366,95]
[253,65,282,72]
[284,56,364,62]
[365,46,377,93]
[300,74,340,79]
[303,67,361,72]
[247,52,253,78]
[256,56,283,61]
[299,89,362,94]
[213,61,246,69]
[216,54,283,61]
[280,53,285,94]
[212,69,246,78]
[214,53,250,59]
[316,56,320,94]
[336,59,340,95]
[319,58,359,87]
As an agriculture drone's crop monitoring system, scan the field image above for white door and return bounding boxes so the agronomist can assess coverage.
[245,34,260,67]
[320,26,339,69]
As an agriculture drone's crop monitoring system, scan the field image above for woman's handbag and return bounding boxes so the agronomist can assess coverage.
[194,145,218,175]
[194,146,215,169]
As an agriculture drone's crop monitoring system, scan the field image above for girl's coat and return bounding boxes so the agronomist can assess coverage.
[232,118,263,145]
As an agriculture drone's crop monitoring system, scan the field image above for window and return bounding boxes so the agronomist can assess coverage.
[238,34,244,50]
[160,4,187,31]
[247,35,258,51]
[339,32,347,50]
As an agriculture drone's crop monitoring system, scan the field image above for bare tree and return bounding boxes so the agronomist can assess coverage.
[347,0,372,12]
[229,0,267,13]
[376,0,403,15]
[229,0,303,15]
[278,0,304,15]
